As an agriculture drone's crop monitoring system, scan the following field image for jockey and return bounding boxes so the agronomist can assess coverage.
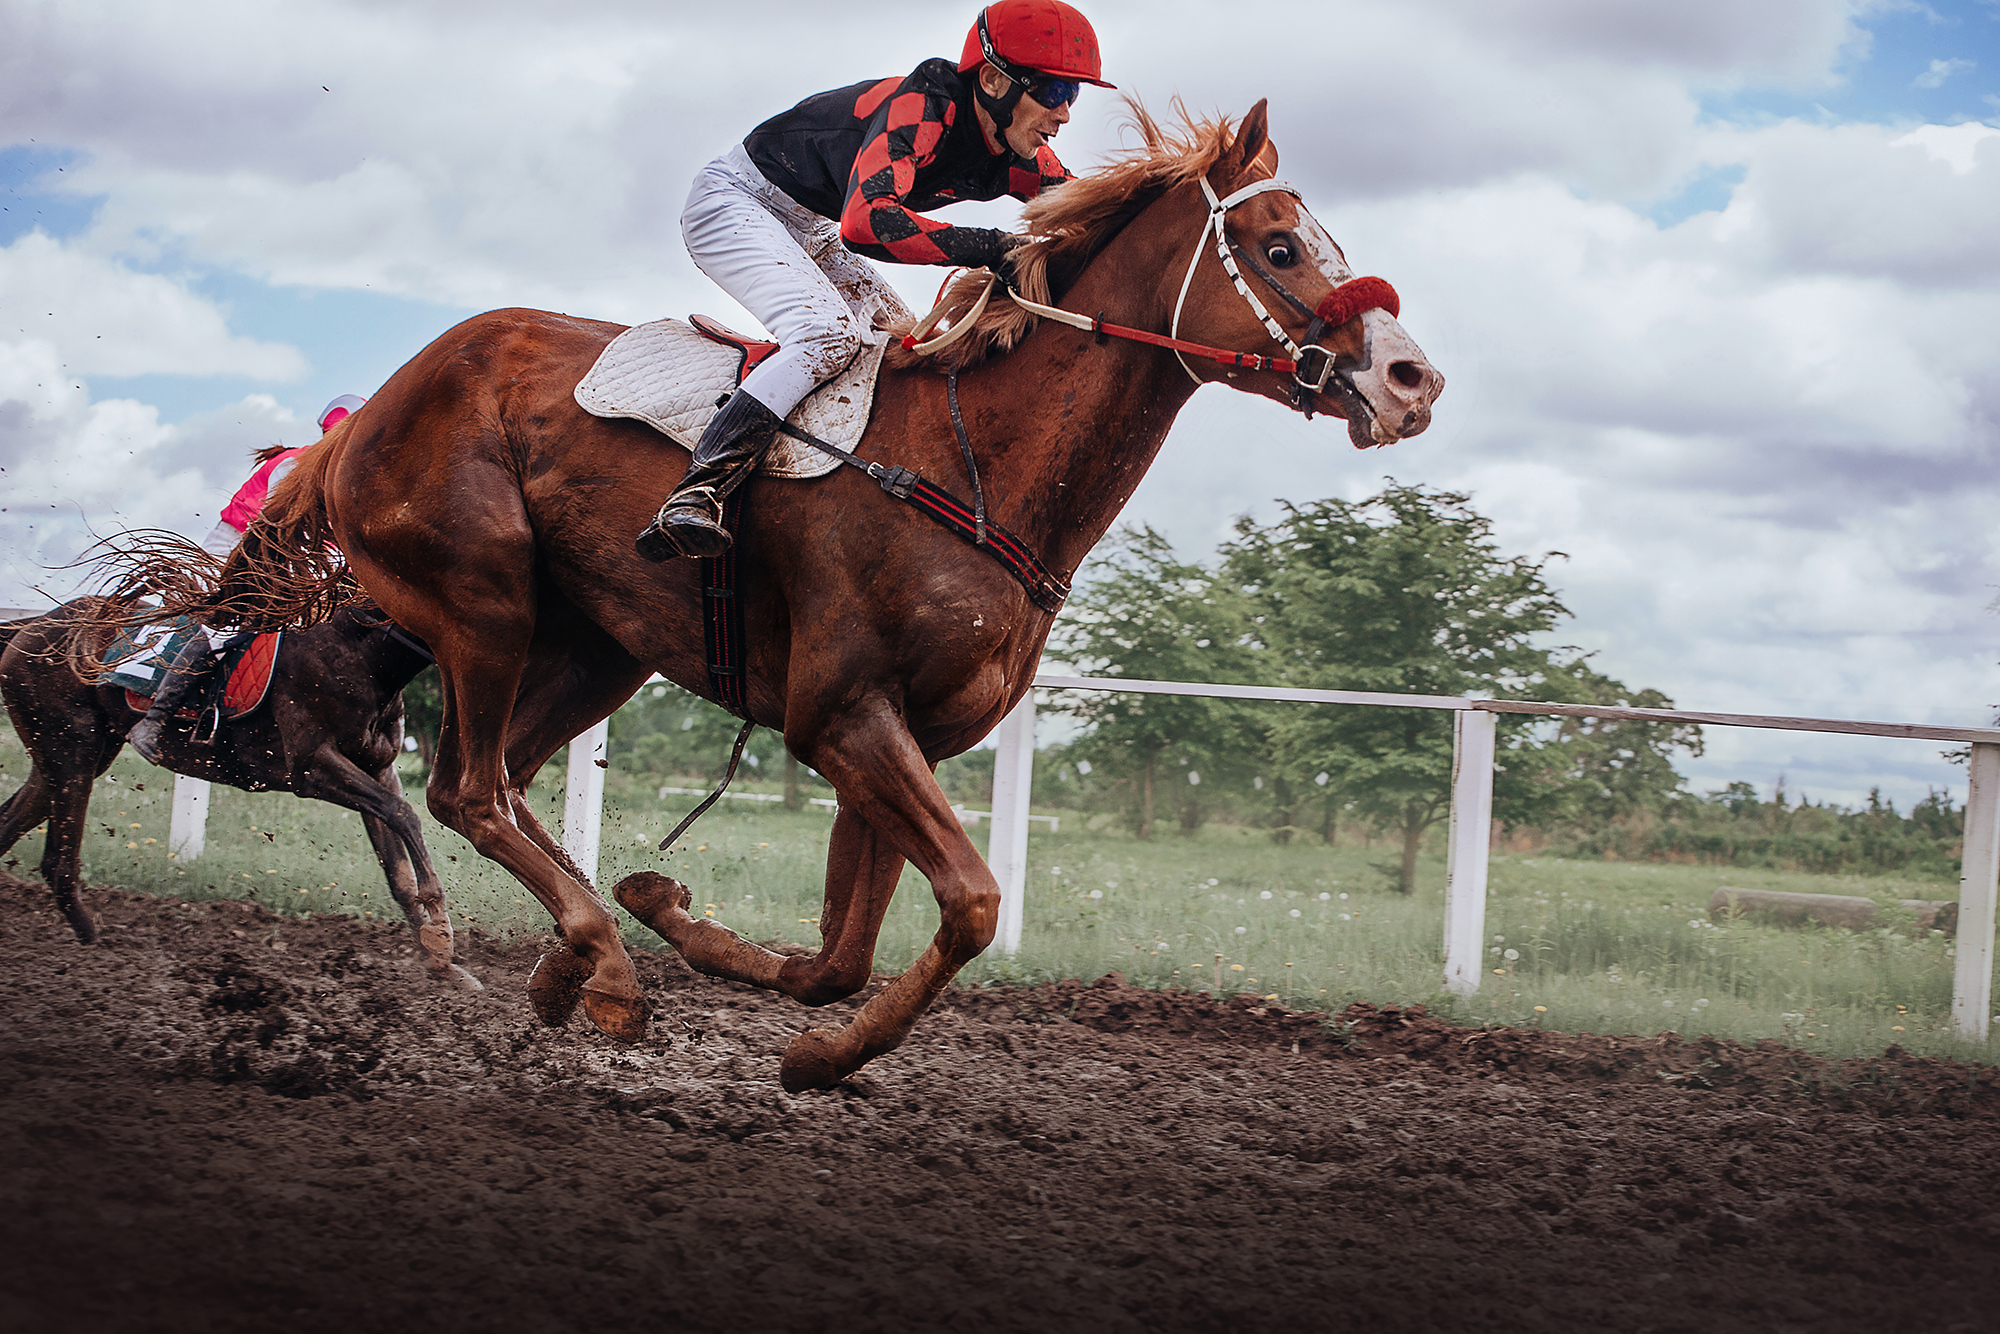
[129,394,368,764]
[634,0,1113,562]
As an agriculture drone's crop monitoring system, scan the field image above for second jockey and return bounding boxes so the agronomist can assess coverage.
[128,394,368,764]
[634,0,1113,562]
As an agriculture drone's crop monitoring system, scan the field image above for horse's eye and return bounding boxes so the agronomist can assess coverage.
[1266,235,1297,268]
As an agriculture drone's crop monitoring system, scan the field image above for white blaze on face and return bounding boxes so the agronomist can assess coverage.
[1289,206,1355,285]
[1293,202,1443,444]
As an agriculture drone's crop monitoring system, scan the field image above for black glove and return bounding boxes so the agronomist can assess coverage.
[990,235,1031,294]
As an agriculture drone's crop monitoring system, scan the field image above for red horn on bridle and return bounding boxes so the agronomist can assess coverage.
[1313,276,1400,328]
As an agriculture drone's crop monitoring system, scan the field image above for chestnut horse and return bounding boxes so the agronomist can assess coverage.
[136,102,1441,1090]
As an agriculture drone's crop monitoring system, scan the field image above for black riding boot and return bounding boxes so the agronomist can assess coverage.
[635,389,786,562]
[127,634,213,764]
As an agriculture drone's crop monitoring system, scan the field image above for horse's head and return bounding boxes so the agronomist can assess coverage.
[1169,100,1443,449]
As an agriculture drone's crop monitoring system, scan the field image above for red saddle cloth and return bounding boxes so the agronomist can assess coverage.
[122,631,283,720]
[690,314,779,383]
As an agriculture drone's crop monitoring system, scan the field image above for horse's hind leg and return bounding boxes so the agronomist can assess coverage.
[616,799,904,1006]
[31,773,101,945]
[0,772,87,941]
[0,771,53,862]
[480,643,652,1022]
[424,653,644,1040]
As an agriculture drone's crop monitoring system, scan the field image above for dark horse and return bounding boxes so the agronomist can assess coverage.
[121,102,1441,1089]
[1,600,478,988]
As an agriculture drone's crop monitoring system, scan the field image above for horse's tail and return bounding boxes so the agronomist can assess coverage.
[65,420,363,659]
[216,427,361,630]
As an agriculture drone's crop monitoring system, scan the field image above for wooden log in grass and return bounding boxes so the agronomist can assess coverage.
[1708,887,1958,937]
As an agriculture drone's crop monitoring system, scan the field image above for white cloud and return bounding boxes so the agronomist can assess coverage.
[1890,120,2000,173]
[0,232,306,378]
[0,336,307,610]
[1913,56,1975,88]
[1717,120,2000,286]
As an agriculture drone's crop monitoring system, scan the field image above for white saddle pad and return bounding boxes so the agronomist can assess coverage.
[572,318,886,480]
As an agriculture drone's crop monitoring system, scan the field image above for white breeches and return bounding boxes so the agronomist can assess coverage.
[200,521,244,559]
[198,521,243,645]
[681,144,913,418]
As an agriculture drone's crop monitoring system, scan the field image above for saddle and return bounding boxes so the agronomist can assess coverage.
[689,314,778,378]
[106,619,283,733]
[572,315,887,477]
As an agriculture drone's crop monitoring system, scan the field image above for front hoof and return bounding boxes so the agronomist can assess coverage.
[416,922,458,974]
[582,986,647,1043]
[525,946,589,1026]
[780,1028,845,1093]
[442,963,485,992]
[614,872,694,932]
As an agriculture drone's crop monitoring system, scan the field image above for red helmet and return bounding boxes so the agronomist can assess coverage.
[958,1,1114,89]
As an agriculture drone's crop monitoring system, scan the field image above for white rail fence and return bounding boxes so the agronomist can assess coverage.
[166,668,2000,1042]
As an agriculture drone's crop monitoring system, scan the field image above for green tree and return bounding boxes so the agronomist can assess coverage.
[1516,661,1705,829]
[401,666,441,767]
[1048,525,1261,837]
[1220,485,1697,892]
[609,681,798,784]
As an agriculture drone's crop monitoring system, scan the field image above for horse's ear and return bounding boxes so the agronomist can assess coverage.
[1230,99,1271,179]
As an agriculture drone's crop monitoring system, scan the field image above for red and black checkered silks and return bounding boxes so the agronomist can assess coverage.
[742,57,1069,271]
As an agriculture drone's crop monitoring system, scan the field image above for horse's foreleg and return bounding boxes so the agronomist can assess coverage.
[616,799,904,1004]
[773,705,999,1092]
[366,768,481,992]
[293,746,477,988]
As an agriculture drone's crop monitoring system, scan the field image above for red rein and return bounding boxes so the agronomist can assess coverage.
[904,274,1402,377]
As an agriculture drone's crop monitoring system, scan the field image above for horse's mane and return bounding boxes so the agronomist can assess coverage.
[885,98,1237,373]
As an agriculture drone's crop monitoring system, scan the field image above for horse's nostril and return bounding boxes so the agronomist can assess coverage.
[1390,360,1424,389]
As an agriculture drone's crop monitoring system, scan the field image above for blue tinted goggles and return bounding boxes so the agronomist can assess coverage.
[1027,78,1081,110]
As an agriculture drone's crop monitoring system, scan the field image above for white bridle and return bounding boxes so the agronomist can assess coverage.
[906,173,1390,408]
[1171,176,1309,384]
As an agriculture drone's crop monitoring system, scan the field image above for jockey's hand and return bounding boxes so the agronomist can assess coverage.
[991,236,1031,295]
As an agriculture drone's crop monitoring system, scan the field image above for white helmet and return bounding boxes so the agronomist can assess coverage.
[317,394,368,432]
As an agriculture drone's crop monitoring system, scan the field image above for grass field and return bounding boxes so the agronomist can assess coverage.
[5,722,1993,1064]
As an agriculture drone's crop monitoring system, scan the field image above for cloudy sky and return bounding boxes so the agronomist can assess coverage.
[4,0,1998,808]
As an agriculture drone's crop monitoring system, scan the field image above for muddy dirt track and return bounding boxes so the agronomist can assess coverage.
[3,875,1998,1334]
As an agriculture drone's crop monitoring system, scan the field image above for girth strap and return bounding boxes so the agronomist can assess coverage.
[701,490,749,716]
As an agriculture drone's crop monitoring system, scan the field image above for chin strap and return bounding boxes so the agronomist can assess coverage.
[974,78,1027,141]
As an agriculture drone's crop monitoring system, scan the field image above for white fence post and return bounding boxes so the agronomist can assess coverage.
[1953,741,2000,1042]
[169,775,210,862]
[988,693,1037,954]
[1442,708,1495,996]
[563,719,609,886]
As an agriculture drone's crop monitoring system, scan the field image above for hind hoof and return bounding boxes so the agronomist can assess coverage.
[60,904,99,946]
[525,946,589,1026]
[780,1028,845,1093]
[582,986,646,1043]
[614,871,692,930]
